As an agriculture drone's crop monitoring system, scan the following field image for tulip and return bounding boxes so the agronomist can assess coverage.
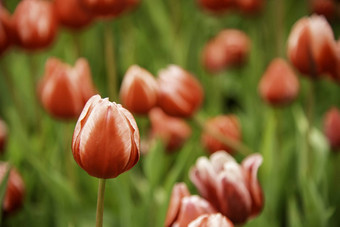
[0,7,12,54]
[148,108,191,151]
[157,65,204,118]
[165,183,216,227]
[311,0,336,20]
[190,151,264,224]
[38,57,96,120]
[12,0,58,50]
[119,65,158,115]
[201,115,241,154]
[202,39,228,73]
[237,0,264,14]
[196,0,236,13]
[0,162,25,215]
[0,119,7,154]
[287,15,340,81]
[324,107,340,151]
[188,213,234,227]
[72,95,140,179]
[258,58,300,106]
[54,0,93,29]
[79,0,139,17]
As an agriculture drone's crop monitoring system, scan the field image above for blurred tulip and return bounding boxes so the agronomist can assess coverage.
[202,39,228,73]
[54,0,93,29]
[188,213,234,227]
[201,115,241,154]
[258,58,299,106]
[324,107,340,150]
[0,162,25,215]
[165,183,216,227]
[190,151,264,224]
[119,65,158,115]
[0,7,13,54]
[79,0,139,17]
[72,95,140,178]
[197,0,236,13]
[311,0,336,20]
[157,65,204,118]
[149,108,191,151]
[237,0,264,14]
[287,15,340,81]
[13,0,58,50]
[38,57,96,120]
[0,119,7,154]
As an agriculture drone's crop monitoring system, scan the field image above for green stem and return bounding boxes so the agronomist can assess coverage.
[96,178,106,227]
[104,23,118,101]
[72,32,82,58]
[275,0,284,57]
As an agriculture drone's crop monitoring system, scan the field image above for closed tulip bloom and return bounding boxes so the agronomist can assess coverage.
[188,213,234,227]
[149,108,191,151]
[311,0,336,20]
[0,119,7,154]
[287,15,340,81]
[201,115,241,154]
[120,65,158,115]
[79,0,139,17]
[165,183,216,227]
[324,107,340,150]
[190,151,264,224]
[0,7,12,54]
[0,162,25,215]
[38,57,96,119]
[237,0,264,14]
[54,0,93,29]
[72,95,140,179]
[13,0,58,50]
[258,58,299,106]
[157,65,204,118]
[202,39,228,73]
[197,0,236,13]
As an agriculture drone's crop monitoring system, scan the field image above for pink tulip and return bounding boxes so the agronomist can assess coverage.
[188,213,234,227]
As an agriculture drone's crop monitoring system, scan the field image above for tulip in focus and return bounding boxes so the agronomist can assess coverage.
[119,65,158,115]
[190,151,264,224]
[311,0,336,20]
[157,65,204,118]
[38,57,96,120]
[0,162,25,215]
[258,58,299,106]
[201,115,241,154]
[0,119,7,154]
[287,15,340,81]
[79,0,139,17]
[324,107,340,151]
[149,108,192,152]
[188,213,234,227]
[72,95,140,178]
[13,0,58,50]
[165,183,217,227]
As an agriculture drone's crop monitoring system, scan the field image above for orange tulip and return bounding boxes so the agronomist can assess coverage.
[13,0,58,50]
[38,57,96,120]
[324,107,340,150]
[157,65,204,118]
[201,115,241,154]
[72,95,140,179]
[149,108,191,151]
[188,213,234,227]
[0,162,25,215]
[79,0,139,17]
[258,58,299,106]
[0,119,7,154]
[120,65,158,115]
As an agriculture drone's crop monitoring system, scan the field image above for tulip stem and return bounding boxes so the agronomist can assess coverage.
[275,0,284,57]
[96,178,106,227]
[104,22,118,101]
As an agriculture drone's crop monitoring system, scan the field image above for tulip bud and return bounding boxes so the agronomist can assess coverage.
[149,108,191,151]
[165,183,216,227]
[79,0,139,17]
[201,115,241,154]
[38,57,96,120]
[324,107,340,151]
[157,65,204,118]
[190,151,264,224]
[237,0,264,14]
[0,7,12,54]
[54,0,93,29]
[0,119,8,154]
[0,162,25,215]
[287,15,340,81]
[72,95,140,179]
[188,213,234,227]
[202,39,228,73]
[258,58,299,106]
[119,65,158,115]
[13,0,58,50]
[197,0,236,13]
[311,0,336,20]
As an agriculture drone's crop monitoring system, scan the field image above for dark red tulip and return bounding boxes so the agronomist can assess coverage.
[201,115,241,154]
[0,7,15,54]
[311,0,336,20]
[54,0,93,29]
[197,0,236,13]
[324,107,340,150]
[149,108,191,152]
[157,65,204,118]
[0,119,7,154]
[165,183,216,227]
[72,95,140,179]
[0,162,25,215]
[13,0,58,50]
[237,0,264,14]
[79,0,139,17]
[188,213,234,227]
[190,151,264,224]
[119,65,158,115]
[287,15,340,81]
[258,58,299,106]
[38,57,96,120]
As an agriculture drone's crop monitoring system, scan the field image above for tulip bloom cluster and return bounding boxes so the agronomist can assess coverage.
[197,0,264,14]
